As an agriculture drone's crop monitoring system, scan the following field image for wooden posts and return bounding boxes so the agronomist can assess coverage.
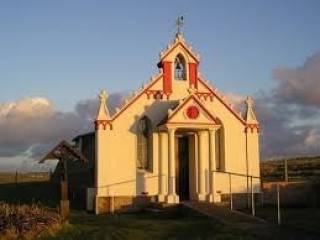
[247,175,250,209]
[251,176,255,216]
[284,159,288,182]
[39,140,87,220]
[60,159,70,220]
[15,171,18,184]
[277,183,281,225]
[229,173,233,210]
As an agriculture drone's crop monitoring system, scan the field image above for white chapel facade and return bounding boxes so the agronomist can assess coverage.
[94,32,260,214]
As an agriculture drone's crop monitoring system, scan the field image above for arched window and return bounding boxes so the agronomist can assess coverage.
[174,54,186,80]
[137,116,152,169]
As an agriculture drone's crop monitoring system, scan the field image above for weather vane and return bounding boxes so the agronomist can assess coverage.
[176,16,184,36]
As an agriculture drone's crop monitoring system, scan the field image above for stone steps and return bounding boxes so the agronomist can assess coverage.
[181,201,266,227]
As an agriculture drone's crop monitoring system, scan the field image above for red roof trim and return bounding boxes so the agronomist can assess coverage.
[145,74,163,91]
[166,94,220,125]
[198,78,247,125]
[160,42,199,63]
[111,74,162,122]
[167,122,221,126]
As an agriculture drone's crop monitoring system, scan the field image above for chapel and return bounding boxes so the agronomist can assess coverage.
[84,29,261,214]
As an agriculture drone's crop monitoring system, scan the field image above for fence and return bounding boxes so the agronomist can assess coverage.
[212,170,261,216]
[213,171,320,226]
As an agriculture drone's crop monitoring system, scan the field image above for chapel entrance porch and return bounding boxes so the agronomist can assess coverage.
[158,126,220,204]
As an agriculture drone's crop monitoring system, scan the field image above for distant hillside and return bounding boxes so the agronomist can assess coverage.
[261,156,320,182]
[0,172,50,184]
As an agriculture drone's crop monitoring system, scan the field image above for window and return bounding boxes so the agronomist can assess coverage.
[215,128,225,171]
[137,116,152,169]
[174,54,186,80]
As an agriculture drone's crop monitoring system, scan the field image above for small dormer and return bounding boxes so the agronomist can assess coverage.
[157,34,200,95]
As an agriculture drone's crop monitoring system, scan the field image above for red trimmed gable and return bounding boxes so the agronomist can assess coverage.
[158,41,200,65]
[165,94,221,126]
[197,77,247,125]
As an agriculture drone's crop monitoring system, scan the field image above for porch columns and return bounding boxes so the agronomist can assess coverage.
[158,131,168,202]
[207,128,219,202]
[166,128,179,203]
[197,130,207,201]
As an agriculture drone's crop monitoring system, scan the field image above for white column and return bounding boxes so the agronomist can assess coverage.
[197,130,206,201]
[207,128,220,202]
[166,128,179,203]
[158,131,168,202]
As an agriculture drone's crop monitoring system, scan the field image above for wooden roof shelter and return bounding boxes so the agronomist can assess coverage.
[39,140,87,164]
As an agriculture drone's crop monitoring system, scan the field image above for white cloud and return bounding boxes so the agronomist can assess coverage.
[0,92,125,165]
[225,53,320,159]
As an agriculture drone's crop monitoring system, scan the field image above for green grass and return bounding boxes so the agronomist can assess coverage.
[40,207,256,240]
[252,206,320,235]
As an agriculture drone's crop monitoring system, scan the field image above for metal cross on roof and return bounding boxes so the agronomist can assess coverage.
[176,16,184,35]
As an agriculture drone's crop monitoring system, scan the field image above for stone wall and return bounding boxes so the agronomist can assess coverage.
[95,195,157,214]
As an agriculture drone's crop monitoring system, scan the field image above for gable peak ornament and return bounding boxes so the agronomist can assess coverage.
[99,90,108,103]
[245,96,258,125]
[245,96,254,108]
[96,89,110,120]
[176,16,184,36]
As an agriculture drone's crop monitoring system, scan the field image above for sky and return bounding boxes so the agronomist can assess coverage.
[1,0,320,171]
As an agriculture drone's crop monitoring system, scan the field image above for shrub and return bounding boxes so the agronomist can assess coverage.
[0,202,62,240]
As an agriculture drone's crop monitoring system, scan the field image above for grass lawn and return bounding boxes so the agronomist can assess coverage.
[40,206,256,240]
[252,206,320,235]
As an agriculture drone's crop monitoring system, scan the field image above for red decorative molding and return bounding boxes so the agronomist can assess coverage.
[245,124,260,133]
[189,63,198,88]
[195,92,214,101]
[168,122,220,126]
[198,78,247,126]
[163,61,172,94]
[145,90,170,100]
[95,120,113,130]
[160,42,200,63]
[167,94,221,125]
[186,106,199,119]
[111,74,162,123]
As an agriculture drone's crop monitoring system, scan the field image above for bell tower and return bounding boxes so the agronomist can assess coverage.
[157,17,200,96]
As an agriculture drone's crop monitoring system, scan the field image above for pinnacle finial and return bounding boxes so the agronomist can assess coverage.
[245,96,254,108]
[99,90,108,102]
[96,89,110,121]
[245,96,258,124]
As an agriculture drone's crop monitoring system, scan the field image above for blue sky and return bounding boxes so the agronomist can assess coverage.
[1,0,320,171]
[1,0,320,111]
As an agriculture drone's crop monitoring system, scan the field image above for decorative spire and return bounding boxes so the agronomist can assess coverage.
[96,90,110,120]
[245,96,258,124]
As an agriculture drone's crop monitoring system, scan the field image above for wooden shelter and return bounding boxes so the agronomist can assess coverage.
[40,140,87,219]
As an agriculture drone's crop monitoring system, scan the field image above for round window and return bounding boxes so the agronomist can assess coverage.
[186,106,199,119]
